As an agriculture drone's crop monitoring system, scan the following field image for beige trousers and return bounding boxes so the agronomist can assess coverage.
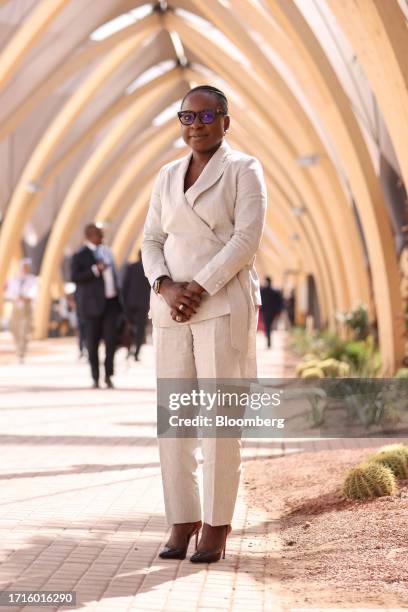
[10,301,32,359]
[153,312,257,526]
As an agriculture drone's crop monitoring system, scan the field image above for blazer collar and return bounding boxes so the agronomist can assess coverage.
[177,139,232,207]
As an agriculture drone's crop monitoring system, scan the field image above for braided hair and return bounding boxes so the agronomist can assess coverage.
[181,85,228,114]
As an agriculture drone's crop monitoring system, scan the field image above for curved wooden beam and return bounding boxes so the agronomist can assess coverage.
[263,0,404,371]
[42,67,182,188]
[112,180,154,265]
[97,122,180,223]
[0,21,157,308]
[33,72,180,337]
[229,124,332,323]
[327,0,408,190]
[82,121,178,218]
[230,0,375,317]
[0,13,161,141]
[0,0,69,89]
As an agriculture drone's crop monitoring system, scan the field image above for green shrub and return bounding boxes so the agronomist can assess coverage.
[342,337,381,377]
[290,328,381,377]
[337,303,370,340]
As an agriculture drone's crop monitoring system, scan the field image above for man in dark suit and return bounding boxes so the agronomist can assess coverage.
[260,276,283,349]
[71,223,122,388]
[121,250,151,361]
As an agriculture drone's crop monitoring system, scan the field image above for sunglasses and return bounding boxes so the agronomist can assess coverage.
[177,108,226,126]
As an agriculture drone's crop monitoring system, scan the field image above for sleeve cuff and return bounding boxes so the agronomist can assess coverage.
[147,265,171,287]
[193,270,228,296]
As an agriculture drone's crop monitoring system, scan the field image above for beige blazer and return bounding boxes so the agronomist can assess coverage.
[141,140,267,353]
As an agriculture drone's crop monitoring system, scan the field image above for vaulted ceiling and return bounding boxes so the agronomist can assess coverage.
[0,0,407,370]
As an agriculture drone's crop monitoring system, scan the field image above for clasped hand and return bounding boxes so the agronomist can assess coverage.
[160,279,204,322]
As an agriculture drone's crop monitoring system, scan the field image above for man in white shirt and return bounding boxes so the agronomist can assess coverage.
[71,224,122,388]
[5,258,38,362]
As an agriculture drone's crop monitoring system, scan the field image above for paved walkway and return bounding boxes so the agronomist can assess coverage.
[0,331,400,611]
[0,330,293,612]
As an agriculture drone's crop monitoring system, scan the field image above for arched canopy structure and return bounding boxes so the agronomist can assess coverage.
[0,0,406,371]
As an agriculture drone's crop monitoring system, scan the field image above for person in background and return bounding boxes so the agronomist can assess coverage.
[286,290,295,327]
[71,223,122,389]
[260,276,283,348]
[74,288,87,359]
[58,291,77,337]
[121,250,151,361]
[5,258,38,362]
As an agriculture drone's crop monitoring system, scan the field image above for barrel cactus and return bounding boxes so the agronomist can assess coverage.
[379,443,408,458]
[301,366,325,379]
[342,462,396,500]
[296,359,320,375]
[319,358,351,377]
[319,358,341,376]
[370,448,408,479]
[296,358,350,378]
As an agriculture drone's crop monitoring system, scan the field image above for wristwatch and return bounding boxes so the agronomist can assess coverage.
[153,275,170,294]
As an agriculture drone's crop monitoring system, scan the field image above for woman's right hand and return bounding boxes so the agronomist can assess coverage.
[160,279,202,321]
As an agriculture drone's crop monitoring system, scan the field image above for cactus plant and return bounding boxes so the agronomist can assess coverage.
[300,367,325,379]
[296,360,320,375]
[370,449,408,479]
[342,462,396,500]
[338,362,351,377]
[319,358,341,376]
[379,443,408,456]
[296,358,350,378]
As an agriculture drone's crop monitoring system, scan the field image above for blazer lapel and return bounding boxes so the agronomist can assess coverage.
[174,152,192,199]
[184,140,231,207]
[168,140,232,245]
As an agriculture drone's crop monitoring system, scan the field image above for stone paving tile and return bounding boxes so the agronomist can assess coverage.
[0,330,377,611]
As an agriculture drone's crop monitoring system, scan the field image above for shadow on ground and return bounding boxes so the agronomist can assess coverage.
[0,515,282,610]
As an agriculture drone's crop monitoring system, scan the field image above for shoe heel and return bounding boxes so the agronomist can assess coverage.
[195,530,199,551]
[222,525,231,559]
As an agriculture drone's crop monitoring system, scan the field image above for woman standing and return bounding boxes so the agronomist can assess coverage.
[142,85,266,563]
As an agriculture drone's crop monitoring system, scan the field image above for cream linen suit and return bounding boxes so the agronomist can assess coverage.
[142,140,266,526]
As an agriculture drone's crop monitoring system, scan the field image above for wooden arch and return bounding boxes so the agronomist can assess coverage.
[0,0,405,370]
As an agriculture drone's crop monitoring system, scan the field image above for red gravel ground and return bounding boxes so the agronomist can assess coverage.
[244,447,408,609]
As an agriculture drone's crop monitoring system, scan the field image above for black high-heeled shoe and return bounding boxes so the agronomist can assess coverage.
[159,521,202,560]
[190,524,232,563]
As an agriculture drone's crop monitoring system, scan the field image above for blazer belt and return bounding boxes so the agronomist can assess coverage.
[226,272,250,354]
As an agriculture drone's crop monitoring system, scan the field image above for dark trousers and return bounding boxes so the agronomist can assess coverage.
[262,312,277,348]
[77,319,87,354]
[85,297,121,382]
[126,307,148,358]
